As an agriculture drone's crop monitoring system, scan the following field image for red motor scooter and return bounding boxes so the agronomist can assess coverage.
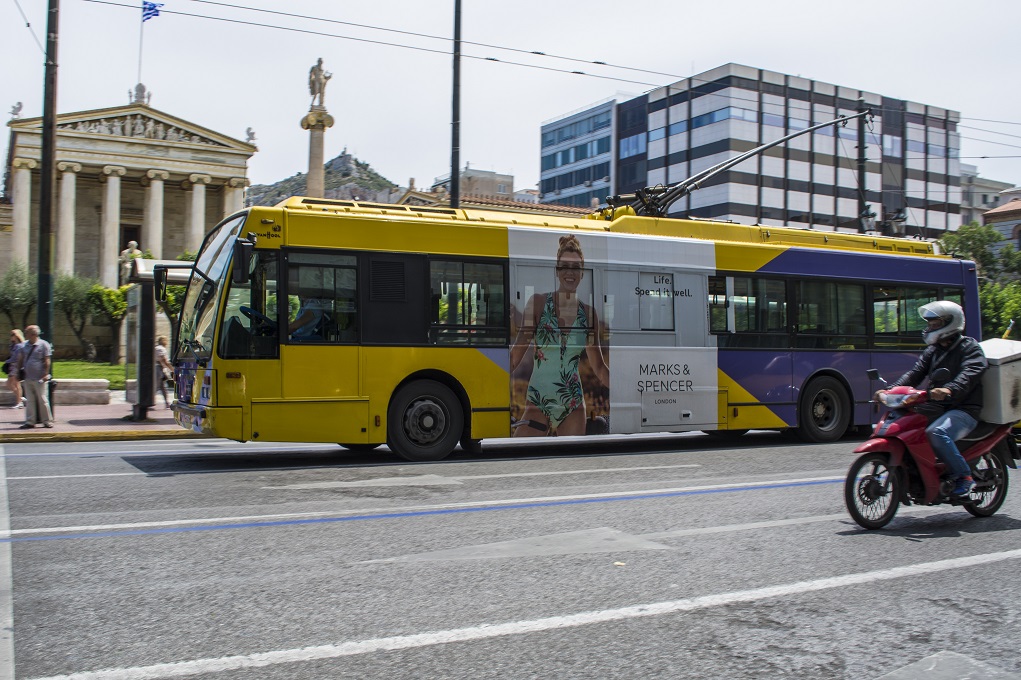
[845,368,1020,529]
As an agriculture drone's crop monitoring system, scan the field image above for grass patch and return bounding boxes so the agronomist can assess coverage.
[54,360,127,390]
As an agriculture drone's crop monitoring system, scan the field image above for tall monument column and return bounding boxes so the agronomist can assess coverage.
[11,158,37,266]
[301,57,334,198]
[56,161,82,274]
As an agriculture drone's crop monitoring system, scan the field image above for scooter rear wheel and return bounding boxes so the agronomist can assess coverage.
[965,452,1009,517]
[845,452,901,529]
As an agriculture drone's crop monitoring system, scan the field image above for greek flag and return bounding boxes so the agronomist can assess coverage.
[141,1,163,21]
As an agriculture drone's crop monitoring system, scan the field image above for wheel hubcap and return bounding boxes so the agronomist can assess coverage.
[403,398,447,446]
[813,390,836,429]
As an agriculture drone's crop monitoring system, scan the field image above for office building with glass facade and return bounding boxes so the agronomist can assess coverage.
[541,64,962,237]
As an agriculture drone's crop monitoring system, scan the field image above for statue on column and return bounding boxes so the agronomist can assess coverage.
[308,58,332,107]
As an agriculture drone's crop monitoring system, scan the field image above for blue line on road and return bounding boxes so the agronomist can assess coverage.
[2,479,840,543]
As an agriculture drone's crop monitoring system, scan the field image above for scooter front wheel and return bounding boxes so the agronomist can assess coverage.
[845,452,901,529]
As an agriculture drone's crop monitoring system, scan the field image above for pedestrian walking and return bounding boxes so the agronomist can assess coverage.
[155,335,173,408]
[4,329,26,409]
[13,325,53,428]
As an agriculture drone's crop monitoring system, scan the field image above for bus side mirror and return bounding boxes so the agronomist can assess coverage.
[153,266,169,302]
[232,237,255,286]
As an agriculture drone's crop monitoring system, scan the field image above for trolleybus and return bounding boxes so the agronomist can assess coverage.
[161,194,978,461]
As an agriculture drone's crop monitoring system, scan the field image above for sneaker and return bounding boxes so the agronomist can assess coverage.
[42,423,53,428]
[18,423,34,429]
[952,477,975,496]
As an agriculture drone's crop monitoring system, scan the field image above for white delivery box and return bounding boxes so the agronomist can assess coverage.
[979,337,1021,424]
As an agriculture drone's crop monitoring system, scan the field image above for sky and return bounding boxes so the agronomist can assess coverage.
[3,0,1021,194]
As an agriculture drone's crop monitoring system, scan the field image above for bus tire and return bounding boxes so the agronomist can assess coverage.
[796,376,850,443]
[387,380,463,462]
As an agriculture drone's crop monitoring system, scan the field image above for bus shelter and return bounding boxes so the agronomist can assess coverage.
[126,258,192,420]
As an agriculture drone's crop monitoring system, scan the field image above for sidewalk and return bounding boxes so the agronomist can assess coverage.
[0,391,205,443]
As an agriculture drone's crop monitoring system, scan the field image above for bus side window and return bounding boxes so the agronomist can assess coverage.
[286,252,359,344]
[430,259,507,346]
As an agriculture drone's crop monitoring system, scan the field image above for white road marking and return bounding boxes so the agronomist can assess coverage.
[266,464,702,490]
[25,548,1021,680]
[0,447,14,680]
[1,444,335,458]
[641,506,935,540]
[270,474,464,489]
[360,527,674,563]
[2,476,841,537]
[8,462,701,483]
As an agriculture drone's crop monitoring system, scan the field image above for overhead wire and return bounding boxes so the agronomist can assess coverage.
[11,0,46,54]
[87,1,1020,139]
[79,0,1021,162]
[80,0,661,87]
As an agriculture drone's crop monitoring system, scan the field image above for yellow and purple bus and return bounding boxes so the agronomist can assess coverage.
[162,196,978,460]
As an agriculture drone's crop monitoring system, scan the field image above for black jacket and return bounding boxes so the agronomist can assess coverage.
[890,335,988,418]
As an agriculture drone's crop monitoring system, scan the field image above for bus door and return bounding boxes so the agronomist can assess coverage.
[272,251,365,443]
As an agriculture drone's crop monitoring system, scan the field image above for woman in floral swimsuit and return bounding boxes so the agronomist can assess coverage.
[510,235,609,436]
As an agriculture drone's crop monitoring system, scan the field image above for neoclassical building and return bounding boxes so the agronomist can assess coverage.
[3,87,256,286]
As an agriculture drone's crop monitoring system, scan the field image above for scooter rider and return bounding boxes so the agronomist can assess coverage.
[874,301,988,496]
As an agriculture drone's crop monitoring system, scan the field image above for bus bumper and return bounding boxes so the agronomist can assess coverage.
[174,403,243,440]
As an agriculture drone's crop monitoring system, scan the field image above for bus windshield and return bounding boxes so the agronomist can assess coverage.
[176,214,247,363]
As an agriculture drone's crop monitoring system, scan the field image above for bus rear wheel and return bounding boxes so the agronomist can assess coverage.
[796,376,851,443]
[387,380,463,462]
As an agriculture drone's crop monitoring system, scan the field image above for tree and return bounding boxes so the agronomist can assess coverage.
[938,221,1005,280]
[88,285,129,365]
[54,273,98,356]
[0,260,37,329]
[979,281,1021,340]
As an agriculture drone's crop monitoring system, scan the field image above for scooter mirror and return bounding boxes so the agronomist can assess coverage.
[866,368,880,381]
[931,367,952,382]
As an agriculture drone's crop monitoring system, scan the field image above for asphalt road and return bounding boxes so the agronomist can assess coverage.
[2,433,1020,679]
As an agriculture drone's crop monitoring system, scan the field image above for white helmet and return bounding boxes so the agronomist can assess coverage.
[919,300,965,345]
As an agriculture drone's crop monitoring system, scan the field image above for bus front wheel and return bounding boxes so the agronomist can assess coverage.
[796,376,850,443]
[387,380,463,462]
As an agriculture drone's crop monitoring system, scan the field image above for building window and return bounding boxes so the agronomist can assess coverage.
[620,133,647,160]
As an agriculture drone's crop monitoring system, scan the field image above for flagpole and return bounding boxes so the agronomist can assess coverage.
[137,7,144,86]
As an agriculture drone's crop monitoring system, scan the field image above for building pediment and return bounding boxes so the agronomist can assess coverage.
[9,104,255,153]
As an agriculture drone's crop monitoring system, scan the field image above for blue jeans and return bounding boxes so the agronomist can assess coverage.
[925,409,977,479]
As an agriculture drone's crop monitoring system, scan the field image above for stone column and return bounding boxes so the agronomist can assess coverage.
[300,108,334,198]
[100,165,126,288]
[55,161,82,274]
[223,177,249,217]
[143,169,169,259]
[186,173,211,254]
[11,158,37,267]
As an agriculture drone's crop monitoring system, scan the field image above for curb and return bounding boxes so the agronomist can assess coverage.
[0,429,209,443]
